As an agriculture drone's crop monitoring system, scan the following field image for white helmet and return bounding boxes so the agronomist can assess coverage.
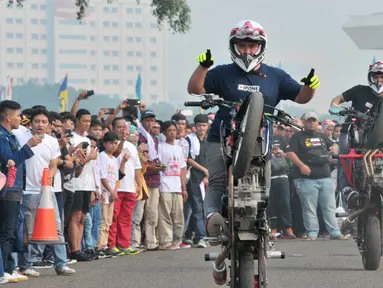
[229,20,268,73]
[368,61,383,94]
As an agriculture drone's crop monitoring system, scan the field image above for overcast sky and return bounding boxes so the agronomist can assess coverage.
[168,0,383,113]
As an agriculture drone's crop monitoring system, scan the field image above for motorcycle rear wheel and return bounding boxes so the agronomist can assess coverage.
[232,91,264,179]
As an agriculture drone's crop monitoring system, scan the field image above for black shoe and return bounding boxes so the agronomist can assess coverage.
[70,250,91,262]
[96,248,112,259]
[32,261,50,269]
[83,248,98,260]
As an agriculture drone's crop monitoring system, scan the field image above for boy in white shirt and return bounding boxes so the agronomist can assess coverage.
[96,132,129,257]
[157,121,188,250]
[109,118,142,255]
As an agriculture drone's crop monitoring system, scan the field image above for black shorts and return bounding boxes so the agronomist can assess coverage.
[72,191,91,214]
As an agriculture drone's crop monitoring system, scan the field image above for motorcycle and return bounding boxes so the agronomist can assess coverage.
[185,92,302,287]
[333,103,383,270]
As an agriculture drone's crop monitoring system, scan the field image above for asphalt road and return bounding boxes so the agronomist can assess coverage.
[13,239,383,288]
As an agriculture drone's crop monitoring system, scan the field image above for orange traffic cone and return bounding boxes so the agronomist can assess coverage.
[29,168,65,245]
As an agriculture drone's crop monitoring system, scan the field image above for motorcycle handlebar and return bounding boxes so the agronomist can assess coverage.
[184,101,202,107]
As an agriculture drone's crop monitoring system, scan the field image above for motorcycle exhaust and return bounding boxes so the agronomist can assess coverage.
[205,253,219,261]
[212,262,227,286]
[267,250,285,259]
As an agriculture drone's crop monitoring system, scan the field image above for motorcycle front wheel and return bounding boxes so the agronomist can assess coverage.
[362,213,381,270]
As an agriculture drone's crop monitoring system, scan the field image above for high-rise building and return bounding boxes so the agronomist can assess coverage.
[0,0,168,104]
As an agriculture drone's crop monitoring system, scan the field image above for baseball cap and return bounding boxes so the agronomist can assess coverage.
[272,138,281,148]
[301,111,318,121]
[140,110,156,120]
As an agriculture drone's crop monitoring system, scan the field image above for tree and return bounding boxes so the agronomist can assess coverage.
[8,0,191,34]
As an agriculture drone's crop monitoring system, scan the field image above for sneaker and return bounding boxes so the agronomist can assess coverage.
[95,249,108,259]
[159,244,178,250]
[206,213,225,238]
[107,247,124,256]
[83,248,99,260]
[43,260,53,268]
[19,268,40,277]
[178,243,191,249]
[31,261,49,269]
[55,266,76,276]
[3,272,18,283]
[43,258,54,265]
[270,229,279,240]
[306,236,317,241]
[331,234,350,240]
[131,245,146,253]
[196,239,210,248]
[67,259,77,265]
[13,271,28,282]
[281,228,296,239]
[0,277,8,285]
[318,232,330,239]
[119,247,141,255]
[146,245,159,251]
[165,245,179,250]
[70,250,91,262]
[298,232,308,239]
[182,238,193,245]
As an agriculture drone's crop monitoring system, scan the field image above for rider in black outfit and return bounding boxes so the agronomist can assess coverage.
[329,61,383,207]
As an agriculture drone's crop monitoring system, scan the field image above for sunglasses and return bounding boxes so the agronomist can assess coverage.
[142,151,149,154]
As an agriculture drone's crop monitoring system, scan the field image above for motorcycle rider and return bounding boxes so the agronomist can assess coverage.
[187,20,320,238]
[329,61,383,207]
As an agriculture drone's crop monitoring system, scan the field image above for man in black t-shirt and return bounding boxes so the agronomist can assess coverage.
[329,61,383,195]
[286,112,345,241]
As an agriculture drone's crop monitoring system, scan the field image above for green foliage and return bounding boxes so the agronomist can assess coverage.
[8,0,191,34]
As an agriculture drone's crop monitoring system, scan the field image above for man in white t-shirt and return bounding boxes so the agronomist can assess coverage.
[157,121,188,250]
[110,117,142,254]
[20,108,75,276]
[68,109,96,262]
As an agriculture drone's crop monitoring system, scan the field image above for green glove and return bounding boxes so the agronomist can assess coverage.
[196,49,214,68]
[301,68,320,89]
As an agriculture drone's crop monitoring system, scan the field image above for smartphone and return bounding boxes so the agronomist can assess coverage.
[85,90,95,98]
[53,130,61,139]
[124,99,141,106]
[102,108,115,115]
[82,142,89,150]
[65,129,73,137]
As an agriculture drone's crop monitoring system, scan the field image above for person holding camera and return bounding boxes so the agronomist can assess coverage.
[68,109,97,262]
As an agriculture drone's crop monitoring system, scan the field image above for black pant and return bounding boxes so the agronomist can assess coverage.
[63,190,74,247]
[0,200,19,273]
[267,177,292,230]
